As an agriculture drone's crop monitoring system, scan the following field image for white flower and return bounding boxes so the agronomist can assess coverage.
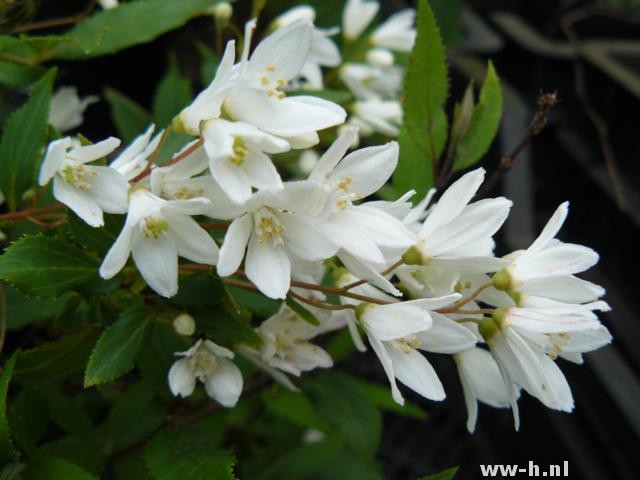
[99,188,219,297]
[454,347,516,433]
[493,202,604,304]
[255,304,338,376]
[217,181,338,299]
[481,303,611,415]
[274,6,341,89]
[340,63,403,100]
[39,136,128,227]
[351,99,402,136]
[98,0,118,10]
[223,20,346,142]
[343,0,379,40]
[109,124,163,181]
[358,294,474,405]
[49,87,98,132]
[309,128,416,293]
[168,339,243,407]
[371,9,416,52]
[202,119,288,204]
[406,168,512,273]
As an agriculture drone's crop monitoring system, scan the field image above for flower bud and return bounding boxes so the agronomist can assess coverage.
[492,268,514,291]
[173,313,196,336]
[366,48,395,69]
[209,2,233,21]
[401,245,423,266]
[450,82,474,145]
[478,316,499,343]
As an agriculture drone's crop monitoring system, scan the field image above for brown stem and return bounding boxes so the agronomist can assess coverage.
[481,91,558,195]
[0,203,65,222]
[437,307,494,316]
[288,290,355,312]
[338,259,404,293]
[444,283,492,312]
[130,128,173,183]
[14,1,96,33]
[199,222,230,230]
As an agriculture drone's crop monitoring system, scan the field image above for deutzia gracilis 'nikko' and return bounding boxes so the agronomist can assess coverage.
[168,339,243,407]
[39,136,128,227]
[30,12,613,436]
[99,188,218,298]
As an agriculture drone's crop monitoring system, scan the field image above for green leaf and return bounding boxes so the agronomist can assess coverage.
[197,43,218,86]
[100,383,165,455]
[3,283,70,331]
[67,213,124,257]
[38,437,104,476]
[0,69,55,210]
[418,466,459,480]
[153,56,192,127]
[0,234,102,298]
[285,296,320,326]
[104,87,151,143]
[9,387,49,451]
[13,326,101,382]
[290,89,354,105]
[84,306,151,386]
[225,285,280,318]
[40,389,93,438]
[0,353,18,464]
[145,421,236,480]
[49,0,221,60]
[0,61,46,88]
[262,387,331,431]
[394,0,448,200]
[194,306,261,347]
[170,272,224,307]
[453,62,503,171]
[21,456,98,480]
[304,372,382,457]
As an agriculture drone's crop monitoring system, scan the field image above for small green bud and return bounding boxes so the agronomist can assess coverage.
[478,317,499,343]
[492,268,513,291]
[402,245,423,266]
[171,114,187,134]
[173,313,196,336]
[492,307,508,328]
[508,291,522,306]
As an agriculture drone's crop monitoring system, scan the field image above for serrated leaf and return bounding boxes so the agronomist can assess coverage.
[153,56,192,127]
[304,372,382,457]
[0,353,18,464]
[418,466,459,480]
[170,272,224,307]
[145,421,236,480]
[0,69,55,210]
[49,0,221,60]
[13,326,101,382]
[453,62,503,171]
[0,60,46,88]
[394,0,448,200]
[67,212,124,257]
[285,296,320,326]
[3,283,71,331]
[21,455,98,480]
[0,235,102,297]
[84,307,151,386]
[104,87,151,143]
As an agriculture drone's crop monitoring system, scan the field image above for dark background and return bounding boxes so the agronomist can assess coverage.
[19,0,640,478]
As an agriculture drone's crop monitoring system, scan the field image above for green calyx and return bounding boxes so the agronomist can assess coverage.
[401,245,423,266]
[492,268,513,291]
[354,303,371,323]
[479,308,508,343]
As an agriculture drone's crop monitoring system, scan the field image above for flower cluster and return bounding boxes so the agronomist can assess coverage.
[37,7,611,433]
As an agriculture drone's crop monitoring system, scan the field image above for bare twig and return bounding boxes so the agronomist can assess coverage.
[14,1,96,33]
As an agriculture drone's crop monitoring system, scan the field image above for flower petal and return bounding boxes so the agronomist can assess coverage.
[166,213,218,265]
[39,137,72,185]
[386,346,445,401]
[168,358,196,397]
[245,233,291,299]
[100,224,134,279]
[131,235,178,298]
[368,334,404,405]
[364,303,432,341]
[416,313,477,354]
[217,214,253,276]
[53,177,103,227]
[204,358,244,407]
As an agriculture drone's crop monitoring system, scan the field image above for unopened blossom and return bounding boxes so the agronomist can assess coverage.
[340,63,403,100]
[173,313,196,336]
[343,0,379,40]
[455,347,516,433]
[39,136,128,227]
[168,339,243,407]
[366,48,395,68]
[98,0,118,10]
[49,87,98,132]
[223,20,346,144]
[254,304,338,376]
[371,9,416,52]
[357,294,475,405]
[493,202,604,304]
[201,119,288,204]
[110,124,163,181]
[274,6,342,89]
[217,181,338,299]
[99,188,218,297]
[351,99,403,136]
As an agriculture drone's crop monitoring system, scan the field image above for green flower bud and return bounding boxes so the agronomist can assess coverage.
[492,268,513,291]
[173,313,196,336]
[402,245,423,266]
[478,316,499,343]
